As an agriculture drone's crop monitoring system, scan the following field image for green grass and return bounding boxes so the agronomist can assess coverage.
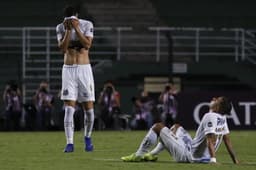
[0,130,255,170]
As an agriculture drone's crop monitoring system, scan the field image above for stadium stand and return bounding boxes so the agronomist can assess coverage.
[0,0,255,130]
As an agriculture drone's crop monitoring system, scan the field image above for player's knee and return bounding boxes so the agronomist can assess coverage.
[64,100,76,107]
[82,101,94,110]
[152,122,165,135]
[170,123,181,134]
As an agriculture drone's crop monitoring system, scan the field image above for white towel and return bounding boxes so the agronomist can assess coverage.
[64,16,78,21]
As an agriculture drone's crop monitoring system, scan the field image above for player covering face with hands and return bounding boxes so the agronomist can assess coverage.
[56,5,95,153]
[121,96,239,164]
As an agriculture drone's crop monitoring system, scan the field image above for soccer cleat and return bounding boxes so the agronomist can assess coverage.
[64,144,74,153]
[85,137,94,152]
[121,153,143,162]
[143,153,158,162]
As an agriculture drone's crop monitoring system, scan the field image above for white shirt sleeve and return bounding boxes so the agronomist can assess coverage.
[83,21,94,38]
[56,24,64,42]
[202,114,217,135]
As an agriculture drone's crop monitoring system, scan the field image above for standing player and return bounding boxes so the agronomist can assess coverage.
[56,5,95,152]
[121,96,239,164]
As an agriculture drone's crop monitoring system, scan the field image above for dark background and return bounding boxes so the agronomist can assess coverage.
[0,0,256,28]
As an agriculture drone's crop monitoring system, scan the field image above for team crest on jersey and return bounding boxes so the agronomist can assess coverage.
[83,92,88,97]
[63,89,69,96]
[90,28,93,33]
[207,122,213,127]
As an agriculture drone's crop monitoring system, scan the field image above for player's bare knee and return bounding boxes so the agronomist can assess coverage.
[64,100,76,107]
[170,123,181,134]
[152,122,165,135]
[82,101,94,110]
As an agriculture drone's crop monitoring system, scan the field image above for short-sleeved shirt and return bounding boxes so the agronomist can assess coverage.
[191,112,230,161]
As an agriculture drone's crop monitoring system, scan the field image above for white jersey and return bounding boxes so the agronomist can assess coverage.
[56,18,93,47]
[191,112,230,162]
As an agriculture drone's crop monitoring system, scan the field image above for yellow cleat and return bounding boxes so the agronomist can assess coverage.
[121,153,143,162]
[143,153,158,162]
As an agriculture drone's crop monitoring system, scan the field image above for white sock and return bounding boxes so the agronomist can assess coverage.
[135,128,157,156]
[84,109,94,138]
[150,142,165,155]
[64,106,75,144]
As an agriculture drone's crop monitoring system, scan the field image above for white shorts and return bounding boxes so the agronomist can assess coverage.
[160,127,192,162]
[61,64,95,102]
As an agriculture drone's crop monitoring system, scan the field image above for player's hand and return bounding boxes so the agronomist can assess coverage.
[71,18,79,29]
[64,20,72,30]
[234,159,240,164]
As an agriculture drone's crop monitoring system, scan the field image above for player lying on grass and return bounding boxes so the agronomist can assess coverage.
[121,96,239,164]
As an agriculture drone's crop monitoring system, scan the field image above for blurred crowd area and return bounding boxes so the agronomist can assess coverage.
[0,80,179,131]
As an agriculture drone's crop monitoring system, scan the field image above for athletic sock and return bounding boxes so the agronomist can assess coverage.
[84,109,94,137]
[150,142,165,155]
[64,106,75,144]
[135,128,157,156]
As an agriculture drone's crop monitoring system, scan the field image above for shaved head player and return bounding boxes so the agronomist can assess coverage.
[56,5,95,152]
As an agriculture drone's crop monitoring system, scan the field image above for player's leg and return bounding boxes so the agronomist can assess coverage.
[61,65,78,152]
[77,64,95,152]
[159,126,192,162]
[170,123,181,134]
[81,101,94,151]
[174,125,192,145]
[143,142,163,161]
[144,124,186,161]
[63,100,76,152]
[121,122,165,162]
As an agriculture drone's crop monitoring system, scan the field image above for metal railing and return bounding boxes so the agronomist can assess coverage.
[243,29,256,64]
[0,26,255,102]
[148,27,251,63]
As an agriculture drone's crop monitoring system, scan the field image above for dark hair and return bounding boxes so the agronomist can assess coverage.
[63,5,79,17]
[218,96,232,115]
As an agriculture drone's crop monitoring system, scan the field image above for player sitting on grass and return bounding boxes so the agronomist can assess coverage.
[121,96,239,164]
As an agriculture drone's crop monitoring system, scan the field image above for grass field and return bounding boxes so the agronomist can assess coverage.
[0,130,255,170]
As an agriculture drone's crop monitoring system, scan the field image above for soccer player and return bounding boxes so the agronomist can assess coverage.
[121,96,239,164]
[56,5,95,152]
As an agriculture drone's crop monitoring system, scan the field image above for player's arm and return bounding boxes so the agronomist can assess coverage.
[223,134,239,164]
[206,133,217,163]
[57,20,72,53]
[71,19,93,50]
